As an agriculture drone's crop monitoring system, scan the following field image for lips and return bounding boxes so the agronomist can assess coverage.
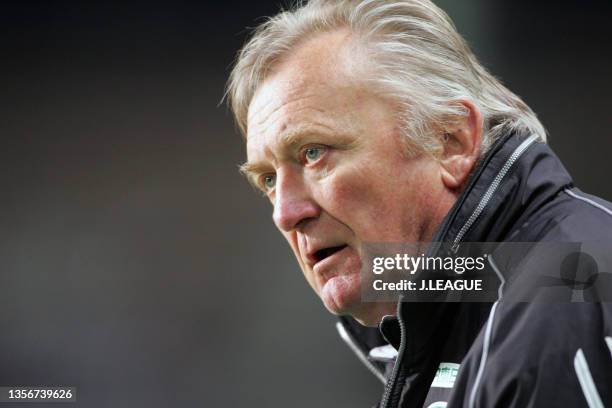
[306,244,348,267]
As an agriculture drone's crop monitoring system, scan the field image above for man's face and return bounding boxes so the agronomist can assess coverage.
[244,31,452,326]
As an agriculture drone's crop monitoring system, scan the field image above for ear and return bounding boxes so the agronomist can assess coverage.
[439,100,483,190]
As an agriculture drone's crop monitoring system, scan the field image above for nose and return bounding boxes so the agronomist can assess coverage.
[272,167,320,232]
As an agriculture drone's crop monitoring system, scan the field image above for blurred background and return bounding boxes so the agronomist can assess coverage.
[1,0,611,407]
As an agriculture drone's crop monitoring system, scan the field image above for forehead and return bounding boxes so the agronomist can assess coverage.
[248,76,346,136]
[245,30,366,158]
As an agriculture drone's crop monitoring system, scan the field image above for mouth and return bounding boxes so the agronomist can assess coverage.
[310,244,348,266]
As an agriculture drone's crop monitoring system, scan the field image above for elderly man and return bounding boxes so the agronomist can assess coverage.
[228,0,612,407]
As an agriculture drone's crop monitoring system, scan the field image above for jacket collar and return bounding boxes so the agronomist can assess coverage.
[378,132,575,407]
[393,131,575,357]
[430,132,573,248]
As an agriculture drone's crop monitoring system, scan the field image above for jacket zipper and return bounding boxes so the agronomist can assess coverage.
[451,134,539,253]
[380,303,407,408]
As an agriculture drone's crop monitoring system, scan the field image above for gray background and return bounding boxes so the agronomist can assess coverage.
[1,0,611,407]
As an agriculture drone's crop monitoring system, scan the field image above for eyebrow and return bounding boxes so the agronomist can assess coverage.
[239,161,270,190]
[278,125,326,148]
[239,127,320,185]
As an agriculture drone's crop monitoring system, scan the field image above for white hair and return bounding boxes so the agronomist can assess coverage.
[227,0,547,155]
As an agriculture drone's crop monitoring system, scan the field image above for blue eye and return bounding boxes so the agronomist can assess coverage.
[262,174,276,191]
[304,146,324,163]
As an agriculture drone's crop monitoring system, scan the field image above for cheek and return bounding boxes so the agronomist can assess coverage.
[318,159,439,241]
[323,163,385,207]
[320,164,404,224]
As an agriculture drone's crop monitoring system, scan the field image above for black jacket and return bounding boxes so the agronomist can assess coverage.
[338,132,612,407]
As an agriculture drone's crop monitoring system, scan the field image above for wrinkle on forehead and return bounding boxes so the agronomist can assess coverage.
[248,87,318,131]
[247,84,343,142]
[246,80,369,166]
[246,28,370,135]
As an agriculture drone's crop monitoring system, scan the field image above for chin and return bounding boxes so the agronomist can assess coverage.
[320,277,396,327]
[319,274,361,316]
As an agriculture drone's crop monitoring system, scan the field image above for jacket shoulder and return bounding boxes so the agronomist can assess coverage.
[513,187,612,242]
